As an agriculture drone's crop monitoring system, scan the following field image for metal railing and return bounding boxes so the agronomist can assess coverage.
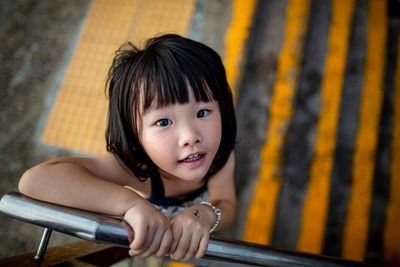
[0,192,376,267]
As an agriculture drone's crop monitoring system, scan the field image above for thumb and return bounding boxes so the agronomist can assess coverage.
[122,220,135,243]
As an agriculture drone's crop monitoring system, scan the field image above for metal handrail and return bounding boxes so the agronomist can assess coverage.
[0,192,375,267]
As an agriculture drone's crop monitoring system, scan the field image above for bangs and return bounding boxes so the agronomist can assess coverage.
[142,74,214,112]
[136,42,222,112]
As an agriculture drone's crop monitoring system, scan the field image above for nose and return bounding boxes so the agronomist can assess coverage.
[178,122,202,147]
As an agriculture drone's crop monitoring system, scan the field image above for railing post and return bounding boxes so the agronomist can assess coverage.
[34,227,52,261]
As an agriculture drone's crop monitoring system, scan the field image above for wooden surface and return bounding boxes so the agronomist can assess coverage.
[0,241,129,267]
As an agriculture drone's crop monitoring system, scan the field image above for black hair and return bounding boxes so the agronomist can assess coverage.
[105,34,236,181]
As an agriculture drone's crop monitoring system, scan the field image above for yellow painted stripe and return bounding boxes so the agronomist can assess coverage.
[343,0,387,260]
[244,0,310,244]
[298,0,355,253]
[383,37,400,264]
[42,0,195,155]
[222,0,256,98]
[168,262,194,267]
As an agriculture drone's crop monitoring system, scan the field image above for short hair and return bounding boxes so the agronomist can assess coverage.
[105,34,236,181]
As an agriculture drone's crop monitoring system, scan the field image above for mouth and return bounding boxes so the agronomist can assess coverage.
[179,153,205,163]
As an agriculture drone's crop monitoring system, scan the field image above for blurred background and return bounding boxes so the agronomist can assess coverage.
[0,0,399,266]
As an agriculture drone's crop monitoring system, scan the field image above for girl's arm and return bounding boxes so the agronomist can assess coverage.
[18,153,143,215]
[19,153,173,257]
[204,151,236,230]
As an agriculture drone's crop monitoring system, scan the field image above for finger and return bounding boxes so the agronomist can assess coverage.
[155,227,173,257]
[195,234,209,259]
[129,249,135,257]
[122,221,135,243]
[169,224,182,254]
[130,222,148,252]
[181,233,202,262]
[171,231,192,261]
[138,223,157,255]
[141,225,165,257]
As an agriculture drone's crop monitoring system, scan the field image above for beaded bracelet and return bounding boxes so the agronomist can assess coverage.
[200,201,221,233]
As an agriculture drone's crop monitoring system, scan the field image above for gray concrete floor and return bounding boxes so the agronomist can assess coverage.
[0,0,92,258]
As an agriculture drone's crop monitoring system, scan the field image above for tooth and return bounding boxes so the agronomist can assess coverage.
[185,154,200,162]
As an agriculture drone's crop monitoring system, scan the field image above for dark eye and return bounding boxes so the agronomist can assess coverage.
[156,118,173,127]
[197,109,211,118]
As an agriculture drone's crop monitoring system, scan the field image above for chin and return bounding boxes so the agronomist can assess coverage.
[181,171,208,182]
[169,163,212,182]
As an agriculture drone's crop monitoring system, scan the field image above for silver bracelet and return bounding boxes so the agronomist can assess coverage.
[200,201,221,233]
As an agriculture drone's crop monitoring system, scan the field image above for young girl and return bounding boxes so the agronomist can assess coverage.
[19,34,236,262]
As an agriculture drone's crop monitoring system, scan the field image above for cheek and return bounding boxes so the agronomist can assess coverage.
[140,129,156,156]
[210,118,222,149]
[141,130,172,161]
[141,132,156,152]
[217,124,222,147]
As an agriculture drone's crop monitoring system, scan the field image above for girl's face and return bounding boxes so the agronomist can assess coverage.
[140,91,222,182]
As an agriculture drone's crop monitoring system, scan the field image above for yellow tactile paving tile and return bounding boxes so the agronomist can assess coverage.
[82,0,140,44]
[244,0,310,244]
[343,0,387,260]
[127,0,195,45]
[298,0,355,254]
[42,0,195,154]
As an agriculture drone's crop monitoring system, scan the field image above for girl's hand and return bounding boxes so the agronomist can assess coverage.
[169,205,214,261]
[124,200,172,257]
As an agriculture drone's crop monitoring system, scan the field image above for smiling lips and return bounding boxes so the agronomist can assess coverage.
[179,153,205,163]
